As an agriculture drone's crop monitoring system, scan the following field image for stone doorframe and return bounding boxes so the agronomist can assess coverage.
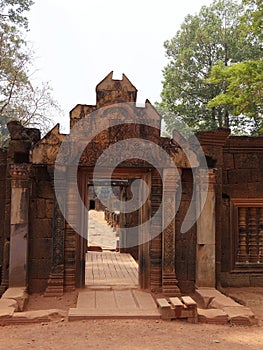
[77,167,152,290]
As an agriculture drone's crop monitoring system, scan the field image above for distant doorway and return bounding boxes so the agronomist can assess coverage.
[77,168,152,290]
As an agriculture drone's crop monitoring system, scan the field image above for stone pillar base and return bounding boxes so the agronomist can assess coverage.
[162,272,181,297]
[44,272,64,297]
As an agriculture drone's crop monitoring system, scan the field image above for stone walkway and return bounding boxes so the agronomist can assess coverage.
[86,251,138,287]
[69,213,160,320]
[88,210,117,250]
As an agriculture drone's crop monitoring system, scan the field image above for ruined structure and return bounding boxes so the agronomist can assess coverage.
[0,72,262,297]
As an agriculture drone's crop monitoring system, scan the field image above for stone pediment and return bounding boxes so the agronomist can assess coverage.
[32,73,199,169]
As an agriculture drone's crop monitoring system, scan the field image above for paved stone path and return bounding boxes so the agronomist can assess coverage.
[86,251,138,287]
[69,212,160,319]
[88,210,117,250]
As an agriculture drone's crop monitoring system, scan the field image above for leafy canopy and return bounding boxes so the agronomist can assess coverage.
[158,0,262,134]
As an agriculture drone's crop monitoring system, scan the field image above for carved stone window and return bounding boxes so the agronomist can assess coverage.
[231,199,263,270]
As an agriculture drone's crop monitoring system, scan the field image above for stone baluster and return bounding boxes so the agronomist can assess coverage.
[237,207,248,263]
[248,207,258,263]
[259,207,263,264]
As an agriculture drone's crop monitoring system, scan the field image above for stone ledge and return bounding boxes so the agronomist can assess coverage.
[0,309,65,325]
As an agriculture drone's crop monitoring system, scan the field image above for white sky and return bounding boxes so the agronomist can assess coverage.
[27,0,213,131]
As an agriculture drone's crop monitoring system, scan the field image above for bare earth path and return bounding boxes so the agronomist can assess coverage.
[0,318,262,350]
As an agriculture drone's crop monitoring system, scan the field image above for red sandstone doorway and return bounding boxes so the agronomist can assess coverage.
[77,168,152,290]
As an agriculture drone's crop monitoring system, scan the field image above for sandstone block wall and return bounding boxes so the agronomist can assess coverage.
[221,136,263,287]
[28,165,53,292]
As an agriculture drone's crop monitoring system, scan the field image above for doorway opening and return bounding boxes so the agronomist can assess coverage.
[86,179,140,288]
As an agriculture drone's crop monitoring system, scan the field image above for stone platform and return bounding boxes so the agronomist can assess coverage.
[69,287,160,320]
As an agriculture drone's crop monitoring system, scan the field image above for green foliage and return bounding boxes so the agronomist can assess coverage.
[207,60,263,134]
[158,0,262,134]
[206,1,263,135]
[0,0,34,28]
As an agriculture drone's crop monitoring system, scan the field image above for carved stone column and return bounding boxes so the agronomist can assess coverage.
[45,167,65,297]
[64,166,79,291]
[196,168,216,288]
[162,168,181,297]
[9,164,31,287]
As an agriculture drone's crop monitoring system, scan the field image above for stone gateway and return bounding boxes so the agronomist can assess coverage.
[0,72,263,297]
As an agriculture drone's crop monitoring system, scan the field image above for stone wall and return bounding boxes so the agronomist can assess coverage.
[221,136,263,287]
[28,165,53,292]
[0,149,7,282]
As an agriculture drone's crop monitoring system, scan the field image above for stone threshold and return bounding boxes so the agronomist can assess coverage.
[68,288,161,321]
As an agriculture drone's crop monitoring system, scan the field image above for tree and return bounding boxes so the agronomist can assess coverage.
[158,0,262,134]
[0,0,61,146]
[0,0,34,28]
[207,60,263,134]
[207,0,263,135]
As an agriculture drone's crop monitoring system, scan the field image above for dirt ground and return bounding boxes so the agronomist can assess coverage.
[0,317,262,350]
[0,291,262,350]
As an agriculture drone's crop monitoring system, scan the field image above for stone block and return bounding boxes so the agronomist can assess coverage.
[250,274,263,287]
[30,218,52,238]
[223,153,234,169]
[209,295,240,309]
[156,298,173,320]
[46,199,54,219]
[227,169,251,184]
[0,298,18,311]
[8,309,65,325]
[37,181,53,199]
[234,153,259,169]
[169,297,184,317]
[30,238,52,259]
[28,279,48,293]
[2,287,28,311]
[194,288,223,308]
[0,308,14,324]
[222,306,258,325]
[36,199,46,218]
[220,273,251,287]
[197,308,228,325]
[196,244,215,287]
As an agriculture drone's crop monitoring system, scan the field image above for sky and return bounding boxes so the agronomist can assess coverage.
[27,0,214,131]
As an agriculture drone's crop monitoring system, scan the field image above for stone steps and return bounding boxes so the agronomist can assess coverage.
[156,296,198,323]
